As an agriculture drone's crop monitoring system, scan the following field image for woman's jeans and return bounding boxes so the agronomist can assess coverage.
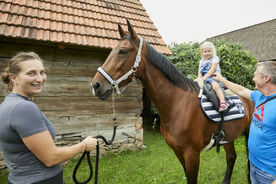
[250,162,276,184]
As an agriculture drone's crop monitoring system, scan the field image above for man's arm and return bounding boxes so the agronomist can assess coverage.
[213,72,252,100]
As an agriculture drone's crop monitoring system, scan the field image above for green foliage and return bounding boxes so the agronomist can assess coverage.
[168,42,201,79]
[168,40,257,89]
[0,169,8,184]
[215,40,257,89]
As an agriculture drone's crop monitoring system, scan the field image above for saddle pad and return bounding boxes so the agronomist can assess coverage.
[200,94,245,122]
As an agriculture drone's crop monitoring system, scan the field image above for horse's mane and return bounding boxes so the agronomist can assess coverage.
[146,43,199,92]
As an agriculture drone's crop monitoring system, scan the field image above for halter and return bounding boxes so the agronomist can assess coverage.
[97,36,143,95]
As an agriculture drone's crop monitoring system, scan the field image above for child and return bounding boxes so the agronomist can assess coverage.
[198,41,228,112]
[198,42,229,145]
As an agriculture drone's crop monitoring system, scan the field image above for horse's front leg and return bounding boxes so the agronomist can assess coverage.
[222,142,237,184]
[172,149,187,173]
[184,148,200,184]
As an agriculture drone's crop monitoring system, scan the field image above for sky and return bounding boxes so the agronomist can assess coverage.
[140,0,276,45]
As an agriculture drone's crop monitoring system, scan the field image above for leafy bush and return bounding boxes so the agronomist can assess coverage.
[168,40,257,89]
[169,42,201,79]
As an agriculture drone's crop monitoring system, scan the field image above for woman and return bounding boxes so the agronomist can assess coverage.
[0,52,98,184]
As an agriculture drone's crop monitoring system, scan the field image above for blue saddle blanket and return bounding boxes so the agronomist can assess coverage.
[200,94,245,122]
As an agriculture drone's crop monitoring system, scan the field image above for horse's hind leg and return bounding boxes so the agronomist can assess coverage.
[222,142,237,184]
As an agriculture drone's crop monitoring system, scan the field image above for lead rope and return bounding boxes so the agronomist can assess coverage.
[112,88,117,121]
[73,90,118,184]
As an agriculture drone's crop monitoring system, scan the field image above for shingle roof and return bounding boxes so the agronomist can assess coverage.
[0,0,172,54]
[207,19,276,61]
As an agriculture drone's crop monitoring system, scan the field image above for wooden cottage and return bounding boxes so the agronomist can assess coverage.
[0,0,171,169]
[207,18,276,61]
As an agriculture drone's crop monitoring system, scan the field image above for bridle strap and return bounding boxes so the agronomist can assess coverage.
[97,36,143,95]
[97,67,121,95]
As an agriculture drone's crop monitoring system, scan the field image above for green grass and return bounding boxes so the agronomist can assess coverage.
[0,130,248,184]
[0,169,8,184]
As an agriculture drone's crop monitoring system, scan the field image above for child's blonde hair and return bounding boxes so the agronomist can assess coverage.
[200,41,217,58]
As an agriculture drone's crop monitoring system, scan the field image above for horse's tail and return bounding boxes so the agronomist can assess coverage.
[244,130,251,184]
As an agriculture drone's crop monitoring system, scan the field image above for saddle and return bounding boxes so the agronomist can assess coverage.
[200,82,245,122]
[202,82,221,112]
[199,82,245,152]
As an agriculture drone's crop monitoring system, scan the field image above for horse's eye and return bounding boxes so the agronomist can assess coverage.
[119,49,128,55]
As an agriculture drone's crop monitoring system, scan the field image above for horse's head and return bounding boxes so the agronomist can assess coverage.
[91,20,144,100]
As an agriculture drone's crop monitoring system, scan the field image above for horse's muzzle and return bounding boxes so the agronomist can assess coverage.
[91,81,112,100]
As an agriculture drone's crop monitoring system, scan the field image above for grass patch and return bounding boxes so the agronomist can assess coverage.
[0,169,8,184]
[0,130,248,184]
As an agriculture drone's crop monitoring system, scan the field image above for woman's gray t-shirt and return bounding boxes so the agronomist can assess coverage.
[0,93,62,184]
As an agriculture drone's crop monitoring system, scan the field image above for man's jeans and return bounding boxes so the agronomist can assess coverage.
[250,162,276,184]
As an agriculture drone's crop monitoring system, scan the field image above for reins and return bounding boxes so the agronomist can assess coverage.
[73,91,118,184]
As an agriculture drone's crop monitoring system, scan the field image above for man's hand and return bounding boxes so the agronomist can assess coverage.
[212,72,224,82]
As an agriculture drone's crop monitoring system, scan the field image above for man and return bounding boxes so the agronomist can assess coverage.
[213,61,276,184]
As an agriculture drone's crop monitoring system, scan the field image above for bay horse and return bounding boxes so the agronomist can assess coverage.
[91,20,254,184]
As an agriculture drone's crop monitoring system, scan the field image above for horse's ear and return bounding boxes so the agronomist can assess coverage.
[118,24,126,38]
[126,19,137,38]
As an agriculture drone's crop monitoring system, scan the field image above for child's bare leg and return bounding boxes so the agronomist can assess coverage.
[211,82,225,103]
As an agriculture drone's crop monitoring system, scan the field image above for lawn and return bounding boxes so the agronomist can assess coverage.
[0,129,249,184]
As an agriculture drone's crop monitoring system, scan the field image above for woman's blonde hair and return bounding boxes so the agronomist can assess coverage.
[1,52,43,92]
[200,41,217,58]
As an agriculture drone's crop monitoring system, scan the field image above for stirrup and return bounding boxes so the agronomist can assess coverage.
[217,131,228,145]
[219,139,228,145]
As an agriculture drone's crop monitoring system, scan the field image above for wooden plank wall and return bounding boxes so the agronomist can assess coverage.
[0,41,143,168]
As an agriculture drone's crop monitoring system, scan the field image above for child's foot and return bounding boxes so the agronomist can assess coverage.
[219,102,229,112]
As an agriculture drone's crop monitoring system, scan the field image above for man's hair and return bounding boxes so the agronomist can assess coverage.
[258,61,276,84]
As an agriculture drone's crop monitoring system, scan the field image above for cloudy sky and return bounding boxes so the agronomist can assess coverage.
[140,0,276,44]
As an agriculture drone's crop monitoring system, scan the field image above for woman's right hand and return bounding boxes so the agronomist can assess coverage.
[82,136,98,151]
